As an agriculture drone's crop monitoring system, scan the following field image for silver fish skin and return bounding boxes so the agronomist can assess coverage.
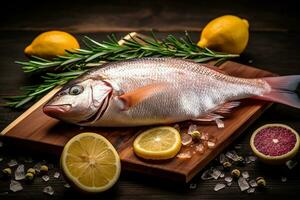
[43,57,299,127]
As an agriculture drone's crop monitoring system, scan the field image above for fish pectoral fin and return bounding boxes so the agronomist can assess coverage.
[213,101,240,114]
[192,113,224,122]
[115,83,167,111]
[192,113,225,129]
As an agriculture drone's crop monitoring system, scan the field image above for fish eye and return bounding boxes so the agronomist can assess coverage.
[69,85,83,95]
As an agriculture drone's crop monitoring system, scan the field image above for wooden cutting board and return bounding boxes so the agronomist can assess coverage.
[0,33,275,182]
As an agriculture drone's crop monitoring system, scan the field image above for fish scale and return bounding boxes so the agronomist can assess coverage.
[44,57,300,127]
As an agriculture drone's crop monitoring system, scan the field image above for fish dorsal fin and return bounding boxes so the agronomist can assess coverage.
[205,65,227,75]
[115,83,167,110]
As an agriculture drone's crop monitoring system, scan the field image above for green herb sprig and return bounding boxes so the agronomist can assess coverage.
[8,32,239,108]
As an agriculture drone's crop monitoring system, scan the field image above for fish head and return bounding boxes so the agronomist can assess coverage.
[43,78,113,124]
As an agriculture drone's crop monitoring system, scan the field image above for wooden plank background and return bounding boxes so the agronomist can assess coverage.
[0,0,300,199]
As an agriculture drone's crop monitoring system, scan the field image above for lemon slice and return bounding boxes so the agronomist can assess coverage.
[133,126,182,160]
[61,132,121,193]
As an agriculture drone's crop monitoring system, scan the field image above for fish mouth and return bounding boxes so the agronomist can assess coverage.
[43,104,71,118]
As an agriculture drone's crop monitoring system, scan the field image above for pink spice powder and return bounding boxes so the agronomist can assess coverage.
[254,126,297,156]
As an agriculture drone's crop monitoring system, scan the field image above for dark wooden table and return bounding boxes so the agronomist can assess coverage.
[1,0,300,199]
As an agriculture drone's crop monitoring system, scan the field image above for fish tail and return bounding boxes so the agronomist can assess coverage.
[253,75,300,108]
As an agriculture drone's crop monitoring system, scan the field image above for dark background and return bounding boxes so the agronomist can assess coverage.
[0,0,300,199]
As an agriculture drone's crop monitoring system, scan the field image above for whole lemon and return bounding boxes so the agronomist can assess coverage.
[198,15,249,54]
[24,30,80,59]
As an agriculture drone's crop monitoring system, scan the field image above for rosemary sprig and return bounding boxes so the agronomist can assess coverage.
[17,32,238,73]
[8,32,239,108]
[6,70,85,108]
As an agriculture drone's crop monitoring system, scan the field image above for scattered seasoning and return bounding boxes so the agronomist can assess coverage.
[15,165,26,180]
[249,179,258,187]
[224,176,233,183]
[222,161,232,169]
[40,165,49,173]
[190,131,202,141]
[238,177,250,191]
[225,151,240,161]
[25,172,35,181]
[201,168,214,180]
[33,162,42,173]
[181,133,193,146]
[201,132,209,141]
[43,186,54,195]
[286,160,297,170]
[189,183,197,190]
[214,183,226,191]
[219,153,227,164]
[220,172,225,178]
[207,141,216,149]
[226,182,232,187]
[256,177,266,187]
[7,159,18,167]
[247,187,255,193]
[242,171,250,179]
[234,156,245,166]
[201,144,277,194]
[42,175,50,182]
[231,169,241,178]
[10,180,23,192]
[53,172,60,179]
[195,143,205,154]
[211,168,222,179]
[27,168,36,175]
[281,176,287,182]
[177,151,192,159]
[2,168,12,176]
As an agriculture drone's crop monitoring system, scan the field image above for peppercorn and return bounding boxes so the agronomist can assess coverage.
[222,161,232,169]
[234,156,245,166]
[40,165,48,173]
[25,172,34,181]
[2,168,12,176]
[256,177,266,187]
[231,169,240,178]
[190,131,202,141]
[27,168,36,175]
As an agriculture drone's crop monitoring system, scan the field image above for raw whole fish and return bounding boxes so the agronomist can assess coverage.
[43,58,300,127]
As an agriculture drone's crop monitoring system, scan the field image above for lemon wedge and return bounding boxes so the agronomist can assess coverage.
[61,132,121,193]
[133,126,182,160]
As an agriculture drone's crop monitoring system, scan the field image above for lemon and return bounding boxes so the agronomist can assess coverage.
[61,132,121,193]
[198,15,249,54]
[133,126,182,160]
[24,30,80,59]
